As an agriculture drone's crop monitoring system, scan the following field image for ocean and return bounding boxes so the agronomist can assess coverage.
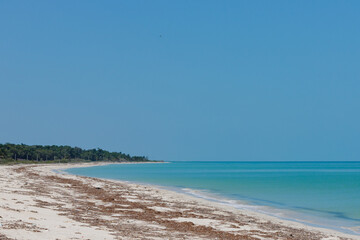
[65,161,360,235]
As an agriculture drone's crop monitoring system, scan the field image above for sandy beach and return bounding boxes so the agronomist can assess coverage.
[0,163,358,240]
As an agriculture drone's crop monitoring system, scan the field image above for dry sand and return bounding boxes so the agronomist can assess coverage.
[0,162,358,240]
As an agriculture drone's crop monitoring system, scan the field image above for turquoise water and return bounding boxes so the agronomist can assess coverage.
[65,161,360,234]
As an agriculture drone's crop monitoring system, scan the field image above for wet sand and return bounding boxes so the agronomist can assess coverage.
[0,163,358,240]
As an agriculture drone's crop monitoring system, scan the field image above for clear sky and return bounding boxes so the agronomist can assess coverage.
[1,1,359,161]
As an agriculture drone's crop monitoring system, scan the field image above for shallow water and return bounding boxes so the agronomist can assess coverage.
[65,161,360,235]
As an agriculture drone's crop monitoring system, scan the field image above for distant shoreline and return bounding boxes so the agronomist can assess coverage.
[0,143,151,164]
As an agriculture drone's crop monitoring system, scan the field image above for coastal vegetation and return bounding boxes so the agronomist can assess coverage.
[0,143,149,164]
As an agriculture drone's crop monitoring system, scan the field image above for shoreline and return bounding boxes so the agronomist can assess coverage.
[62,162,360,236]
[0,162,358,240]
[162,185,360,236]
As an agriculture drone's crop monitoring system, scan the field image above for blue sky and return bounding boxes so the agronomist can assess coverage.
[1,1,359,161]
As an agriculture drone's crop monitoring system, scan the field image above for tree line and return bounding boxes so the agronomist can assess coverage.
[0,143,149,163]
